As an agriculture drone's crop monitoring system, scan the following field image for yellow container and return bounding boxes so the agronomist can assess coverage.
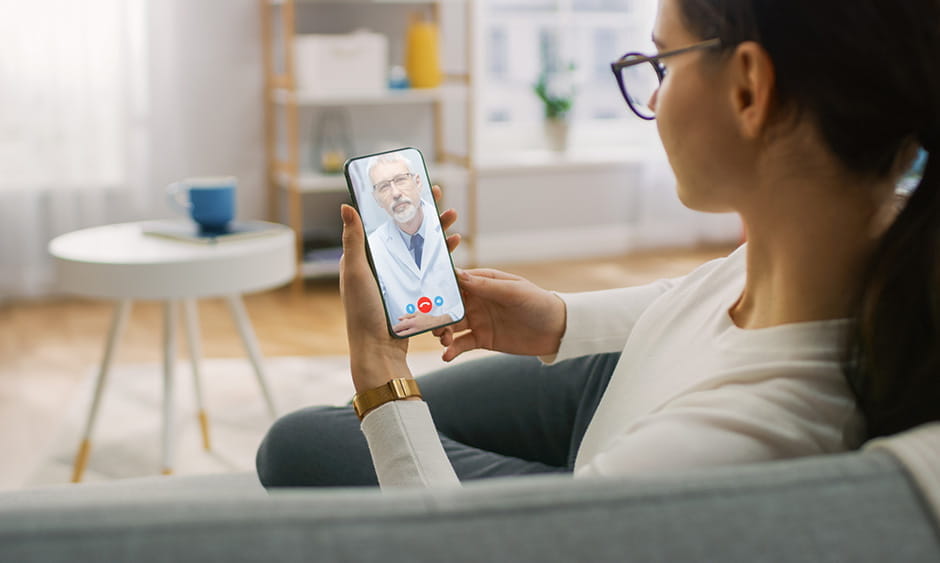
[405,18,442,89]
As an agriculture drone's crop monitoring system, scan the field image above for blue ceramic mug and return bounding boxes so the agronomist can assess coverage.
[167,177,237,234]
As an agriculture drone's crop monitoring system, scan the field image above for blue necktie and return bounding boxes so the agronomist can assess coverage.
[410,233,424,268]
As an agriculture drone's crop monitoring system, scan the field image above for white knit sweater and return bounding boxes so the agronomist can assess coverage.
[361,245,863,488]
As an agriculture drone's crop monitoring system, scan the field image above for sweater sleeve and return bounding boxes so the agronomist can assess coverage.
[549,278,680,364]
[360,400,460,488]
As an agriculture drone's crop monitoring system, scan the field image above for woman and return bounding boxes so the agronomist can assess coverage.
[256,0,939,488]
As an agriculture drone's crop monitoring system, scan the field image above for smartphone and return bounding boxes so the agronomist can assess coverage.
[344,147,465,338]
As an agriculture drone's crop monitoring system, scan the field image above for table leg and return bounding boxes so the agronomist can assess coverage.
[161,301,178,475]
[71,300,132,483]
[225,295,278,418]
[183,299,211,451]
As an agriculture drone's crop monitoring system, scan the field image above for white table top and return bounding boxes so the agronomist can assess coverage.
[49,221,296,300]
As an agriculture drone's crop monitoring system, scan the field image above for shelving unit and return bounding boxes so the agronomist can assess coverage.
[260,0,476,288]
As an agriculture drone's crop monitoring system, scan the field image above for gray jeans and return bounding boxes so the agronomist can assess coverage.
[256,352,620,487]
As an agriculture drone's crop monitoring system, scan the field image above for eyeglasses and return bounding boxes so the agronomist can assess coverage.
[373,173,415,195]
[611,38,722,120]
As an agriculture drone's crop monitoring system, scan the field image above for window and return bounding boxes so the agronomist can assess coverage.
[487,26,510,80]
[476,0,654,154]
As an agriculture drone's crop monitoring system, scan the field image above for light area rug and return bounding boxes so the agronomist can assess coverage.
[27,351,491,487]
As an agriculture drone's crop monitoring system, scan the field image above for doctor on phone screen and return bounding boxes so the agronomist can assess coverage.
[363,152,462,336]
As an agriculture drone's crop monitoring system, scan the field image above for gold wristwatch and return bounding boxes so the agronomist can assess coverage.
[352,378,423,420]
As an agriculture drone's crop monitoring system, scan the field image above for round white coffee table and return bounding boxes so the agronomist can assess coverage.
[49,221,296,481]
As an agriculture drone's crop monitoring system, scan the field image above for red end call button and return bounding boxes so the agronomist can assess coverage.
[417,296,433,313]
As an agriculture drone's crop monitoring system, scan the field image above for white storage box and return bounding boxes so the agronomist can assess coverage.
[294,31,388,97]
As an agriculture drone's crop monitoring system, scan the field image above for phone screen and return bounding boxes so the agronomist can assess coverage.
[344,147,465,338]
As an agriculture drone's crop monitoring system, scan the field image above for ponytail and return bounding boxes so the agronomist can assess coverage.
[849,135,940,440]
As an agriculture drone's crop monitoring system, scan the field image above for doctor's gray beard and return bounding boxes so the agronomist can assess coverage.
[392,200,418,223]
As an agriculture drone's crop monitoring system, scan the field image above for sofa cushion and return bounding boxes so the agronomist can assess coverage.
[1,451,937,563]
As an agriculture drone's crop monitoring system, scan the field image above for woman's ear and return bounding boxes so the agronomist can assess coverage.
[728,41,776,140]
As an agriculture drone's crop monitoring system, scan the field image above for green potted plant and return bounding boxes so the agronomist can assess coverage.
[534,62,576,151]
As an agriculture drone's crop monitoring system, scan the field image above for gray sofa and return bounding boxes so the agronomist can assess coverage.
[2,449,938,562]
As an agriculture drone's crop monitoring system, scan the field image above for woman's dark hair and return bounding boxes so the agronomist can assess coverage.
[677,0,940,440]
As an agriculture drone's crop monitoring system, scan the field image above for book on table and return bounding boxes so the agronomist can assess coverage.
[141,220,289,244]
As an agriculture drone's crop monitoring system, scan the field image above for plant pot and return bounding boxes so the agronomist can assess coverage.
[544,118,570,152]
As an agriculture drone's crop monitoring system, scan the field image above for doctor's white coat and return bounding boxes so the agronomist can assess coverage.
[366,203,464,330]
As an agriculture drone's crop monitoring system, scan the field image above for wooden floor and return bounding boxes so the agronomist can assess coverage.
[0,244,734,489]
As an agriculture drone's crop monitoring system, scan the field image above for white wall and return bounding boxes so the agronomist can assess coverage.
[147,0,266,222]
[471,154,741,266]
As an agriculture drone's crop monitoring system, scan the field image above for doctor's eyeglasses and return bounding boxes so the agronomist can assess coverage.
[373,173,416,195]
[611,38,721,120]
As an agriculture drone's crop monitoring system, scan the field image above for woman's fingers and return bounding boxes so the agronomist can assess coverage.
[433,326,455,347]
[458,268,524,282]
[446,233,461,253]
[454,269,522,302]
[442,331,480,362]
[440,208,457,230]
[433,185,459,230]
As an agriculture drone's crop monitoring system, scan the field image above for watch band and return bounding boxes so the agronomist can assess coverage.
[353,378,423,420]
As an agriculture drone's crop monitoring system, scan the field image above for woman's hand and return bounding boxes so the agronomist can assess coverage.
[339,204,410,394]
[434,269,567,361]
[339,185,459,393]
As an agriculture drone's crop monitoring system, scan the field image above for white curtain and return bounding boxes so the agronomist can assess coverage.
[0,0,150,299]
[0,0,267,300]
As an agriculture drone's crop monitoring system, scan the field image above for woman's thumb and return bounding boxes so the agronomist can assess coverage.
[341,204,363,245]
[458,269,506,298]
